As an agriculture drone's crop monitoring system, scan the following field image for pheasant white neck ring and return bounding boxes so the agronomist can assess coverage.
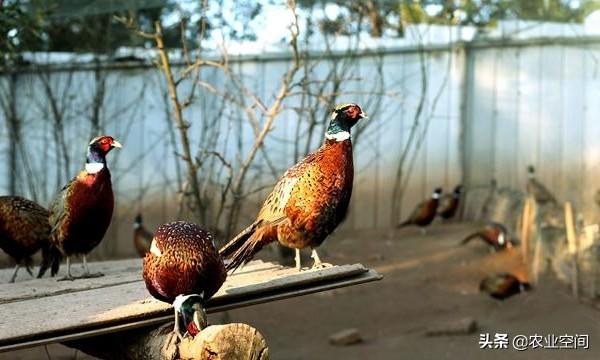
[85,162,105,174]
[86,146,108,174]
[325,131,351,142]
[150,239,162,257]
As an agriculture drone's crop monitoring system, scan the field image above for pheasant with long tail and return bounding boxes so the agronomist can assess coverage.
[220,103,367,272]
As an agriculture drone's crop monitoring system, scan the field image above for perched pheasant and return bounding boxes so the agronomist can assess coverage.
[437,185,463,220]
[460,222,513,251]
[479,273,531,300]
[39,136,122,280]
[0,196,55,282]
[397,188,443,234]
[220,103,367,272]
[526,165,557,205]
[143,221,226,339]
[133,213,153,257]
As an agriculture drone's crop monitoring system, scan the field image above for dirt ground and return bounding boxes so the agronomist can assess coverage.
[3,222,600,359]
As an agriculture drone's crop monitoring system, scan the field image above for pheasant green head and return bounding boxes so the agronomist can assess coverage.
[326,103,367,141]
[173,293,207,337]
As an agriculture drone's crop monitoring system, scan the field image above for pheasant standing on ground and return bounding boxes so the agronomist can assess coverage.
[143,221,226,339]
[437,185,463,220]
[460,222,513,251]
[0,196,55,282]
[39,136,122,281]
[526,165,557,205]
[220,103,367,272]
[397,188,443,234]
[479,273,531,300]
[133,213,153,257]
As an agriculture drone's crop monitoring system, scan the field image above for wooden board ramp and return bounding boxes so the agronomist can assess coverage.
[0,259,381,352]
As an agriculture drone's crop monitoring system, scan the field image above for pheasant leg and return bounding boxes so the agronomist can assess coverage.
[80,255,104,278]
[58,257,76,281]
[9,264,19,283]
[295,249,302,272]
[311,249,327,269]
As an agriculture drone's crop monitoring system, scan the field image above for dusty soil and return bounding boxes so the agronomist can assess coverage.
[3,222,600,359]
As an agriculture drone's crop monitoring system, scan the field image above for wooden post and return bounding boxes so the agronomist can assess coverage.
[520,197,534,266]
[532,232,542,284]
[564,202,579,299]
[65,323,269,360]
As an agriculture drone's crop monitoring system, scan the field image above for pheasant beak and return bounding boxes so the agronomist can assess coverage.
[111,140,123,149]
[360,112,368,119]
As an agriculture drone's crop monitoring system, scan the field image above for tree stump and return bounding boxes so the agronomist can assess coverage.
[179,323,268,360]
[65,322,268,360]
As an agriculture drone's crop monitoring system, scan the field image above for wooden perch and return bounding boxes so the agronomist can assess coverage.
[520,197,535,265]
[564,202,579,299]
[65,322,268,360]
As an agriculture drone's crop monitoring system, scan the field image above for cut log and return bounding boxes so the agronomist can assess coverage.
[65,322,268,360]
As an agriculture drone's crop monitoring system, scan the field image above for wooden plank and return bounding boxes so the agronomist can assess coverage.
[1,269,381,353]
[0,259,279,303]
[0,258,143,283]
[0,261,381,352]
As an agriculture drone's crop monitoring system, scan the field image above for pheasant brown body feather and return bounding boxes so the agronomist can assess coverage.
[438,185,463,219]
[50,168,114,256]
[398,188,442,229]
[268,139,353,248]
[143,221,226,303]
[220,139,353,271]
[0,196,51,268]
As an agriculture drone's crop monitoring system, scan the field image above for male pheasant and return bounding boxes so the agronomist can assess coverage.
[220,103,367,272]
[437,185,463,220]
[142,221,226,339]
[0,196,55,282]
[39,136,121,280]
[480,273,531,300]
[397,187,442,234]
[133,213,153,257]
[460,222,513,251]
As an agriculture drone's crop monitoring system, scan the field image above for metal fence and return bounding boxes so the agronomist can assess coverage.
[2,33,600,257]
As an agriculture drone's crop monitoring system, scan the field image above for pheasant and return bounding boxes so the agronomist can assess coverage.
[526,165,557,205]
[39,136,121,281]
[479,273,531,300]
[397,188,443,234]
[220,103,367,272]
[143,221,226,339]
[460,222,513,251]
[133,213,153,257]
[437,185,463,220]
[0,196,56,282]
